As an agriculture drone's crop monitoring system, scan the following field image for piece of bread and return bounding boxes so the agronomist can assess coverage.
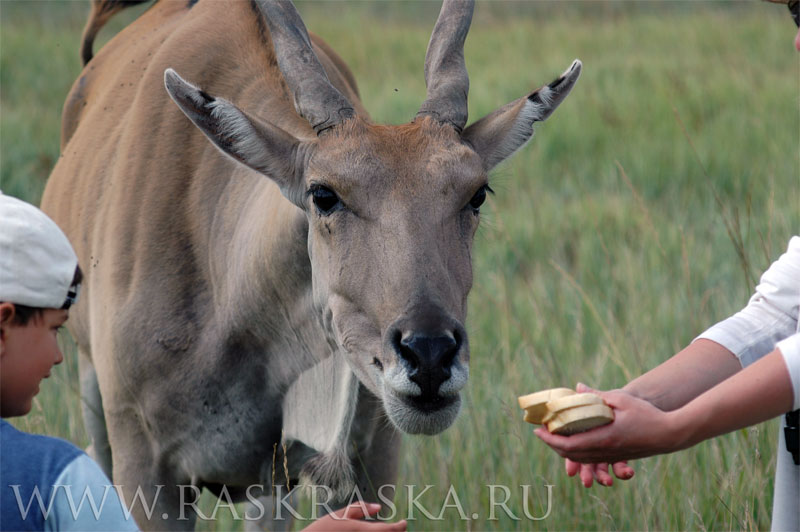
[518,388,575,424]
[545,392,605,413]
[546,404,614,435]
[518,388,615,435]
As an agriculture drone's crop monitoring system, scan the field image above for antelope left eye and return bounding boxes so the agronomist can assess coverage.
[310,185,341,215]
[469,185,492,211]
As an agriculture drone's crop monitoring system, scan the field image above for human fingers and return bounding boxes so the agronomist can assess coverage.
[576,383,637,411]
[348,518,408,531]
[576,463,614,488]
[534,426,571,457]
[534,425,609,455]
[593,462,613,487]
[308,518,408,532]
[534,423,628,464]
[579,463,595,487]
[612,461,635,480]
[339,502,382,520]
[575,382,599,394]
[303,504,407,531]
[345,519,408,531]
[566,458,581,477]
[337,504,408,531]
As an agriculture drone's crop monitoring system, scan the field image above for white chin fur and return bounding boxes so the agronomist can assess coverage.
[382,389,462,435]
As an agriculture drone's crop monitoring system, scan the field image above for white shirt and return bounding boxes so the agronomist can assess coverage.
[698,235,800,410]
[696,235,799,532]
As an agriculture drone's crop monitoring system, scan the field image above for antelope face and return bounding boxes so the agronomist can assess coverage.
[304,118,485,434]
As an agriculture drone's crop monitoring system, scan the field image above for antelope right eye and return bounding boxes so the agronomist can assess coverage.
[309,185,341,215]
[468,184,493,212]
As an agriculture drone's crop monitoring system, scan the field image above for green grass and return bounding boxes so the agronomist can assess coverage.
[2,1,798,530]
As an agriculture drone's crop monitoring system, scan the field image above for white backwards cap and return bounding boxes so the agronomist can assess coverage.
[0,193,80,309]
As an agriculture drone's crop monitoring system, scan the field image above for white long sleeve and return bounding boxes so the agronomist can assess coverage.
[697,236,800,410]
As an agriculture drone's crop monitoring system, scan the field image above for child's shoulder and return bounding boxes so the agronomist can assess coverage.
[1,419,84,474]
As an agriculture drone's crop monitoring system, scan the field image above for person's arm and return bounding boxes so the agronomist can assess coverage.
[675,345,796,449]
[625,231,799,409]
[536,346,795,464]
[563,339,741,486]
[623,339,742,411]
[628,236,799,413]
[564,236,800,485]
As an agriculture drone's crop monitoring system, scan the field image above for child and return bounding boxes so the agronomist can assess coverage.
[0,193,139,530]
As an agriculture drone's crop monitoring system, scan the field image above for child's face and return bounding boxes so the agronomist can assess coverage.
[0,306,68,417]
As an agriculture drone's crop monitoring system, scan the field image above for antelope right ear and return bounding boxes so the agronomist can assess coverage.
[462,60,581,172]
[164,68,309,207]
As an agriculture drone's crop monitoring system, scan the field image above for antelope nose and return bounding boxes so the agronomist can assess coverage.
[393,331,460,397]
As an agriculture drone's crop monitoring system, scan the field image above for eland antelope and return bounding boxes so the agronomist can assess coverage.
[41,0,581,528]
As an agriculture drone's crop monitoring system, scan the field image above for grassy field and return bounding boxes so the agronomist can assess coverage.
[2,1,799,530]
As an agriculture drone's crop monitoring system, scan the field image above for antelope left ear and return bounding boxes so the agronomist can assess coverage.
[462,59,581,172]
[164,68,309,208]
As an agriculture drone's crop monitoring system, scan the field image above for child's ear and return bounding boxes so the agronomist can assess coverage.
[0,303,14,324]
[0,302,15,348]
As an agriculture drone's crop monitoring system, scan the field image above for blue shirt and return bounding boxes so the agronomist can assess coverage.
[1,420,138,531]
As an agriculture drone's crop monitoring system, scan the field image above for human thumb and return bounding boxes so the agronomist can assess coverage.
[339,502,381,520]
[576,382,618,406]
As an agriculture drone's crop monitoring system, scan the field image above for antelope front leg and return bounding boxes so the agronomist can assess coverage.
[107,417,195,530]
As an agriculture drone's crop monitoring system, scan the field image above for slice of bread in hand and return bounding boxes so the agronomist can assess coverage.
[546,404,614,435]
[518,388,576,424]
[546,392,605,413]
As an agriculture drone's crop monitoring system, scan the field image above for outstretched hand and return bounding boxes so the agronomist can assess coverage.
[565,458,634,487]
[563,384,635,487]
[302,503,407,531]
[536,383,677,480]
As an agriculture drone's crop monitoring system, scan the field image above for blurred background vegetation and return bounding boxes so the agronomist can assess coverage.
[1,1,798,530]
